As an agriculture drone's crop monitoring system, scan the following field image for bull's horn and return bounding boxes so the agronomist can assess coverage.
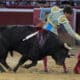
[64,43,72,50]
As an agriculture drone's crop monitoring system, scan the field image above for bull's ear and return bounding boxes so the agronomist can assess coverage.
[64,43,72,50]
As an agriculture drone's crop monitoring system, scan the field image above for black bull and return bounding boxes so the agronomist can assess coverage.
[0,26,70,72]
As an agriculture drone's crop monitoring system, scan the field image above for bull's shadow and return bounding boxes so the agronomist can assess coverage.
[0,25,70,72]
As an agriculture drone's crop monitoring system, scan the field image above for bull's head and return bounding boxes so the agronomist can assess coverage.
[51,43,71,65]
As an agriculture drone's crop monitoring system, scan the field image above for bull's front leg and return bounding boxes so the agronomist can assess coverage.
[24,60,37,69]
[13,56,28,72]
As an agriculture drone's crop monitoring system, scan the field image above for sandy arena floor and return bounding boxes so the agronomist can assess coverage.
[0,46,80,80]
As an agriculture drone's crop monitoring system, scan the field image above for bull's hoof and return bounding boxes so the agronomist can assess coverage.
[13,68,17,73]
[23,65,30,69]
[63,70,68,73]
[7,68,12,72]
[0,66,6,72]
[0,70,6,72]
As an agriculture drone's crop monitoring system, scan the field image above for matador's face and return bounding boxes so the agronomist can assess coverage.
[65,12,72,19]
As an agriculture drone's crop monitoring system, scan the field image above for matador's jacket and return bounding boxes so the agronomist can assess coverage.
[39,6,80,41]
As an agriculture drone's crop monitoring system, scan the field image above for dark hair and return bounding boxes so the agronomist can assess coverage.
[61,1,70,5]
[63,6,73,14]
[38,0,46,4]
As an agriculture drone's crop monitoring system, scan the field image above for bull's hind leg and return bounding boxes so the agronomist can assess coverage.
[0,60,11,72]
[0,54,12,71]
[0,51,11,72]
[24,60,37,69]
[0,65,6,72]
[13,56,28,72]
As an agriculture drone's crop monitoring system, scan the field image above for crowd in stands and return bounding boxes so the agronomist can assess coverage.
[0,0,80,8]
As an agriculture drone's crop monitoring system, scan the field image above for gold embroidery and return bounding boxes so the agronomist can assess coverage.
[48,17,57,28]
[51,6,59,13]
[59,15,68,24]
